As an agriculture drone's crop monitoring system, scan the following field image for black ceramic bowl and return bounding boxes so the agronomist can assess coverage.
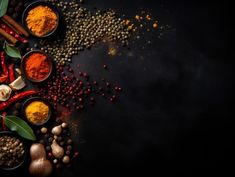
[22,97,53,126]
[0,131,27,170]
[22,0,60,38]
[21,50,53,83]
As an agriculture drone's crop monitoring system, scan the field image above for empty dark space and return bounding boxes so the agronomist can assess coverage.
[1,0,233,176]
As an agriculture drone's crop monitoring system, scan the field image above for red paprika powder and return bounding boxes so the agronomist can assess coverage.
[25,52,50,81]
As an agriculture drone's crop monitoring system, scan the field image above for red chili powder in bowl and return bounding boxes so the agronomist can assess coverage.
[25,52,50,81]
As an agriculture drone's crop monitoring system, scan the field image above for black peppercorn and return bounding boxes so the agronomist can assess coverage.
[67,145,72,151]
[39,140,45,145]
[12,13,18,19]
[14,102,21,109]
[12,110,19,116]
[10,0,17,6]
[56,118,62,124]
[15,6,22,12]
[67,139,73,145]
[48,137,53,143]
[60,141,65,146]
[36,130,41,135]
[56,164,61,169]
[57,136,63,142]
[7,8,14,14]
[46,146,51,151]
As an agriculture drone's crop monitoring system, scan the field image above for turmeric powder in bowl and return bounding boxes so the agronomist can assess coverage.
[25,5,58,37]
[23,97,51,125]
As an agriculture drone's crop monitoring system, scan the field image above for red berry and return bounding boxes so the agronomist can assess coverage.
[103,64,108,69]
[73,152,80,158]
[48,152,53,158]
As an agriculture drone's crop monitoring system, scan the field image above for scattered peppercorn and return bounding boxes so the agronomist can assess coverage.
[37,64,122,111]
[42,0,130,65]
[7,0,28,20]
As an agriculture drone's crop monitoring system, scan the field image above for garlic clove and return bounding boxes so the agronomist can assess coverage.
[51,140,64,159]
[9,76,26,91]
[61,122,68,128]
[0,84,12,101]
[15,68,22,75]
[51,125,62,135]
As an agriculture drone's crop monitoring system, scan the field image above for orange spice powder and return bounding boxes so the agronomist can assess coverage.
[25,53,50,80]
[26,5,57,37]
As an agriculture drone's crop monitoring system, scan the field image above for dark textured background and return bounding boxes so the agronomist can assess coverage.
[1,0,233,176]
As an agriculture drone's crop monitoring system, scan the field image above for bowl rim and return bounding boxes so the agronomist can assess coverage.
[0,131,27,170]
[22,0,60,38]
[21,97,53,126]
[21,49,53,83]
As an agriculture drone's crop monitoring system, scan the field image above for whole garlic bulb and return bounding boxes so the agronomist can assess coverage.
[0,84,12,101]
[51,140,64,159]
[51,125,62,135]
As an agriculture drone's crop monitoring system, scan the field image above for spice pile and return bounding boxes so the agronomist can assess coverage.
[25,100,50,125]
[41,0,130,65]
[26,5,58,37]
[0,135,25,168]
[24,52,51,81]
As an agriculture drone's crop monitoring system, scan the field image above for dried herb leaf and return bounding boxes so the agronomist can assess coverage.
[4,115,36,141]
[3,42,21,59]
[0,0,9,17]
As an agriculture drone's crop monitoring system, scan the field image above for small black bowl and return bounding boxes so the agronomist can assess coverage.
[21,50,53,83]
[22,0,60,38]
[0,131,27,170]
[22,97,53,126]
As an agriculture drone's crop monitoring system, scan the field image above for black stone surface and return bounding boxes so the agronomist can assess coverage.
[1,0,233,176]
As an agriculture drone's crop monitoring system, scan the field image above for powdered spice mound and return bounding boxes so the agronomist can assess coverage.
[25,101,49,124]
[25,53,50,81]
[26,5,57,37]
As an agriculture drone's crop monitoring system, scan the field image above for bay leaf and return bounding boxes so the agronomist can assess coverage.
[4,115,36,141]
[0,0,9,18]
[3,42,21,59]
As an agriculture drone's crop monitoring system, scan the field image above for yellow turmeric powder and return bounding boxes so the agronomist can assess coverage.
[25,101,49,124]
[26,5,57,37]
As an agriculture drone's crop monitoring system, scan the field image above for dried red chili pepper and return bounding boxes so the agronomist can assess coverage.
[8,63,15,83]
[1,52,7,73]
[0,74,7,83]
[0,90,39,111]
[1,51,8,78]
